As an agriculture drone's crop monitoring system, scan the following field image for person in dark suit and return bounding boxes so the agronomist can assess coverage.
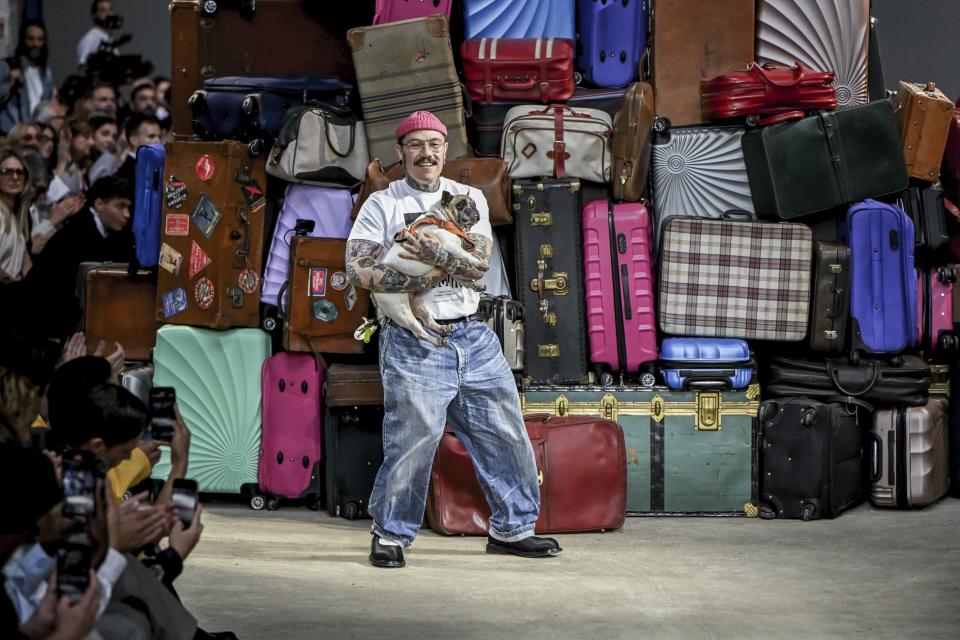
[114,113,160,186]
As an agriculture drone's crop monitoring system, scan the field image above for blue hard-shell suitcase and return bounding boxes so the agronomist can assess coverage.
[464,0,575,40]
[132,143,164,269]
[659,337,754,390]
[841,199,916,355]
[576,0,648,88]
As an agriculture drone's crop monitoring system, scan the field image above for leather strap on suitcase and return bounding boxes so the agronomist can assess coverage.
[325,364,384,407]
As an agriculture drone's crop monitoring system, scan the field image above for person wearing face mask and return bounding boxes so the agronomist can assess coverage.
[346,111,562,568]
[0,20,56,134]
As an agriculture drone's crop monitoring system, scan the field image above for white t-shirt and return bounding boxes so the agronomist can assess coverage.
[349,176,493,319]
[77,26,112,66]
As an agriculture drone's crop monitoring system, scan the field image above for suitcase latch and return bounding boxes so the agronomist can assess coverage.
[538,344,560,358]
[824,330,838,341]
[696,392,721,431]
[530,212,553,226]
[226,287,244,308]
[529,272,568,296]
[829,263,842,273]
[600,394,618,422]
[537,470,544,486]
[554,395,568,416]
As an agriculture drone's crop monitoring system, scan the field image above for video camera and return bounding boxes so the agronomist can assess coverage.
[86,33,153,86]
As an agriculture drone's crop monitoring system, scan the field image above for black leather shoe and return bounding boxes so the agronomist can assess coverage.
[486,535,562,558]
[369,535,405,568]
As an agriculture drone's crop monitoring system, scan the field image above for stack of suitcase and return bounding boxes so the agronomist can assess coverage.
[73,0,959,525]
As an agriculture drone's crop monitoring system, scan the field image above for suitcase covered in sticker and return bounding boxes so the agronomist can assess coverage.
[582,199,657,384]
[155,140,267,329]
[151,325,271,494]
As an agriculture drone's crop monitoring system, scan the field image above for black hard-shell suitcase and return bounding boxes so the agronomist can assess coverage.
[514,177,589,385]
[897,185,952,263]
[324,406,384,520]
[758,397,864,520]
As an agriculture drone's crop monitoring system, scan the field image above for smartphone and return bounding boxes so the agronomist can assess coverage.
[149,387,177,441]
[171,478,199,528]
[56,536,92,603]
[62,451,101,520]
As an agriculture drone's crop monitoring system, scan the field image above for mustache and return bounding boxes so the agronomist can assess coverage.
[414,156,438,166]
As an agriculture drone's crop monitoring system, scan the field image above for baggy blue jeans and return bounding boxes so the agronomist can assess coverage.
[369,318,540,548]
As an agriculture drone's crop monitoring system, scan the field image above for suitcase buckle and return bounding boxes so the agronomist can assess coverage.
[538,344,560,358]
[226,287,244,308]
[696,392,721,431]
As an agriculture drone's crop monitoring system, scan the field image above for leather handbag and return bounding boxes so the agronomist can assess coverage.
[350,158,513,226]
[461,37,575,104]
[700,62,837,125]
[766,355,931,407]
[501,104,613,181]
[612,81,655,202]
[426,414,626,535]
[266,104,369,186]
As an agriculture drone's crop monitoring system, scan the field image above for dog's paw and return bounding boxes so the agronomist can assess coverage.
[433,336,449,347]
[438,323,454,335]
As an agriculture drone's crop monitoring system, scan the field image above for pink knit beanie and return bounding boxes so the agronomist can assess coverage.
[395,110,448,141]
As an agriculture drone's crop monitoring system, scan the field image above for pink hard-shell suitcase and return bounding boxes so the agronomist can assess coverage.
[257,352,325,509]
[917,266,958,353]
[373,0,452,24]
[582,199,658,386]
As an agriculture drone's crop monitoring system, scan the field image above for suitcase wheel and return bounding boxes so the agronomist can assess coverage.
[249,494,266,511]
[652,116,671,134]
[599,371,615,388]
[938,333,959,352]
[801,408,817,427]
[343,501,359,520]
[307,495,322,511]
[262,316,277,332]
[800,503,817,521]
[758,503,777,520]
[937,266,957,283]
[187,91,207,113]
[241,95,259,117]
[201,0,218,15]
[639,372,656,388]
[248,138,264,156]
[266,497,281,511]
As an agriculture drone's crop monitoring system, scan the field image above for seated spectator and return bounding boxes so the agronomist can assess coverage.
[0,20,56,134]
[78,80,117,120]
[115,113,160,185]
[0,147,33,282]
[154,76,171,129]
[6,122,41,150]
[0,367,38,446]
[49,117,93,200]
[32,100,66,135]
[87,114,120,182]
[35,122,56,164]
[22,149,85,256]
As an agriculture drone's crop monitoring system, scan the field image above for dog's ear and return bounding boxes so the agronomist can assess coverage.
[441,190,453,207]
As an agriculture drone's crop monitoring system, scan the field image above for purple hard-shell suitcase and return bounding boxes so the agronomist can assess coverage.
[258,352,324,507]
[582,199,657,385]
[464,0,575,40]
[373,0,452,24]
[916,267,958,353]
[576,0,648,89]
[260,184,354,316]
[841,200,916,355]
[659,338,754,390]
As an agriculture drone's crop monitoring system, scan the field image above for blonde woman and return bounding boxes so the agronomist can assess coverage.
[0,146,32,281]
[0,366,39,446]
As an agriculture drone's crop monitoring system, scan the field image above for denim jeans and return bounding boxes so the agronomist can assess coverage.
[369,318,540,547]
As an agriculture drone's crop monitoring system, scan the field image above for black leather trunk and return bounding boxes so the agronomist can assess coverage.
[514,177,589,385]
[809,241,850,354]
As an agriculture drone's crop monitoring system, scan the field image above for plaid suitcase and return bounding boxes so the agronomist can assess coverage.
[658,217,812,341]
[347,15,469,162]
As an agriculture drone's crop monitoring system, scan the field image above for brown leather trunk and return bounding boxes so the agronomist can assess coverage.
[324,363,384,407]
[83,266,158,361]
[645,0,754,127]
[611,82,655,202]
[895,81,956,182]
[351,158,513,226]
[283,237,370,354]
[169,0,367,135]
[156,140,266,329]
[426,414,627,535]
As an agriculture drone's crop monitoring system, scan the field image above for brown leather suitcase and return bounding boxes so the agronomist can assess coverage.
[82,264,158,361]
[426,414,627,535]
[611,81,655,202]
[283,237,370,354]
[644,0,754,127]
[351,158,512,225]
[324,363,384,407]
[169,0,369,135]
[156,140,266,329]
[808,241,850,354]
[894,81,956,182]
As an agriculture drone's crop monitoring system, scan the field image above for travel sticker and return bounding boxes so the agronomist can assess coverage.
[191,194,222,238]
[194,277,216,310]
[189,241,212,278]
[344,284,358,311]
[165,176,188,210]
[195,154,215,181]
[164,213,189,236]
[329,271,348,291]
[313,299,338,322]
[158,243,183,275]
[162,288,188,318]
[238,268,259,295]
[309,268,327,297]
[240,180,266,212]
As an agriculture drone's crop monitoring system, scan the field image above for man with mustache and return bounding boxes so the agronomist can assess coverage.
[346,110,562,568]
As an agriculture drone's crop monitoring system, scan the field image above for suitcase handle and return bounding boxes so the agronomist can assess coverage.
[826,359,881,397]
[752,61,815,88]
[870,434,883,482]
[497,76,536,91]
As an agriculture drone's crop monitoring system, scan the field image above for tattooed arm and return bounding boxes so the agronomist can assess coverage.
[396,232,492,281]
[345,239,444,293]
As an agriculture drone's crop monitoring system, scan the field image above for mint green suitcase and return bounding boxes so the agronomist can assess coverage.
[151,325,271,494]
[521,386,760,515]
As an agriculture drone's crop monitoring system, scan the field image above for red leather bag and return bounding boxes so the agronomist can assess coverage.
[426,414,626,535]
[700,62,837,125]
[461,38,576,104]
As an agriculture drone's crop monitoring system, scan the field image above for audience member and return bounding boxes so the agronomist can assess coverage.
[32,100,66,134]
[35,122,56,161]
[115,113,159,184]
[0,367,37,446]
[77,0,119,69]
[87,114,120,182]
[0,20,56,134]
[0,146,32,282]
[6,121,41,150]
[50,117,93,199]
[78,81,117,120]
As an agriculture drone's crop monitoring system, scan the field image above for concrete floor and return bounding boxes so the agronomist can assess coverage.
[176,499,960,640]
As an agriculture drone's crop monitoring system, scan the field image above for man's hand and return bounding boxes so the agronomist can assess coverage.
[107,490,175,552]
[345,239,444,294]
[137,439,162,466]
[169,503,204,561]
[9,67,21,84]
[19,582,56,639]
[49,194,85,227]
[92,341,125,383]
[169,403,191,474]
[396,231,489,281]
[48,572,101,640]
[57,332,87,367]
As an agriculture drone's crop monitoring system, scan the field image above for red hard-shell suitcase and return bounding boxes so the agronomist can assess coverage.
[582,199,657,385]
[257,352,324,508]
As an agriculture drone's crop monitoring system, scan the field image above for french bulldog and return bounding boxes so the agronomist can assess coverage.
[374,191,484,346]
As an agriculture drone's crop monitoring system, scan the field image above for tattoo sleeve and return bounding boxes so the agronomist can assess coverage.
[439,233,492,281]
[345,239,438,293]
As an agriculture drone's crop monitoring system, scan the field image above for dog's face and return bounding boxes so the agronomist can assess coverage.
[438,191,480,230]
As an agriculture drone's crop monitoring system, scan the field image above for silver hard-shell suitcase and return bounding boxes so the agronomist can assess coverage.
[120,364,154,407]
[470,296,524,371]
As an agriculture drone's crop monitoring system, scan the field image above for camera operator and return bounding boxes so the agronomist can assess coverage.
[77,1,122,70]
